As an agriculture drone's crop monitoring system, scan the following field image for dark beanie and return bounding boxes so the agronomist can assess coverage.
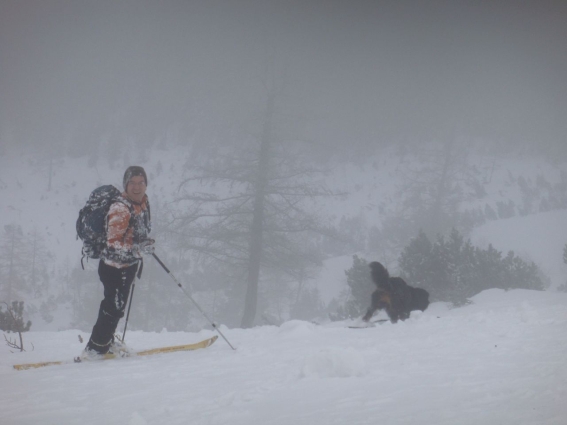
[123,166,148,189]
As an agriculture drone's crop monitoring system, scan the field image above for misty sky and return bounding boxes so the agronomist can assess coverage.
[1,0,566,154]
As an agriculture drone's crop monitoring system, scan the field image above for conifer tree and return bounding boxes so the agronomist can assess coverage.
[558,244,567,292]
[165,81,333,328]
[0,301,31,332]
[398,230,445,299]
[27,228,53,297]
[398,229,547,305]
[343,255,373,318]
[0,225,28,301]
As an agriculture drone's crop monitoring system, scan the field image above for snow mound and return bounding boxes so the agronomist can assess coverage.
[278,320,317,337]
[301,347,366,378]
[454,289,567,325]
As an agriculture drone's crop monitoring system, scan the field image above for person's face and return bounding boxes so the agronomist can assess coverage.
[125,175,146,203]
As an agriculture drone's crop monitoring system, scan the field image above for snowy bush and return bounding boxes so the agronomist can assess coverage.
[341,255,374,319]
[0,301,31,333]
[399,228,548,305]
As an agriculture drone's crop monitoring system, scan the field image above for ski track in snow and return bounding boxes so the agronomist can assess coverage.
[2,289,566,425]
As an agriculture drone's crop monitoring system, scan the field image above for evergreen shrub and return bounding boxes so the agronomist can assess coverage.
[398,229,547,305]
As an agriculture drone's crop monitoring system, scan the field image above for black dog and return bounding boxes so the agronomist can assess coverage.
[363,261,429,323]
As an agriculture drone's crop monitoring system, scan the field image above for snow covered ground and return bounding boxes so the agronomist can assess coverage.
[471,209,567,291]
[2,288,566,425]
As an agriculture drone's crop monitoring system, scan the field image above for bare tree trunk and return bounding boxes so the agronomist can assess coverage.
[294,267,305,307]
[428,140,455,235]
[241,94,275,328]
[48,157,53,191]
[31,232,37,296]
[7,230,15,301]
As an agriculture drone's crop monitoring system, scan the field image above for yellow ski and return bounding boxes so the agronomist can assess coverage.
[135,335,217,356]
[13,335,218,371]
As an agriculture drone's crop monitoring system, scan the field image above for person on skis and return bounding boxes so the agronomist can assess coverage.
[83,166,154,357]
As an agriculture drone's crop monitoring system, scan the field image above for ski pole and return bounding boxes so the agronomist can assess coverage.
[121,282,135,342]
[151,253,236,350]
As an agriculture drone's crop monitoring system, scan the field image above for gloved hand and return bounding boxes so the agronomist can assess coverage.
[137,238,156,255]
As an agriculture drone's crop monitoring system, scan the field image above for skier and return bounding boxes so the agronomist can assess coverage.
[82,166,154,358]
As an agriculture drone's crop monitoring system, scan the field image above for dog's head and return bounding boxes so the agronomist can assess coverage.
[369,261,389,287]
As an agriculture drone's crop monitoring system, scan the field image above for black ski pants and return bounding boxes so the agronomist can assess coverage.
[86,260,138,354]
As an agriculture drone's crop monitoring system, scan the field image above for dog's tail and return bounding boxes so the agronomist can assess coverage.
[415,288,430,311]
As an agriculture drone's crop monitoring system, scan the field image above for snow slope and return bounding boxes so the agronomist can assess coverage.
[2,289,566,425]
[471,209,567,290]
[1,148,565,277]
[1,148,566,331]
[310,209,567,306]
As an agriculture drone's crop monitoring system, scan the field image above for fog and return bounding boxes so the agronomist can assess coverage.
[1,1,567,330]
[2,0,566,155]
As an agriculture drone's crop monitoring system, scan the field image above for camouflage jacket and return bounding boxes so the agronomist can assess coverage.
[102,193,151,268]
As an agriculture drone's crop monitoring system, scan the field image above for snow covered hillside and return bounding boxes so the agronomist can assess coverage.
[1,289,566,425]
[1,147,567,330]
[2,147,565,272]
[471,209,567,291]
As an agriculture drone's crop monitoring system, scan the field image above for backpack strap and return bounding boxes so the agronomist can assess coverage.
[110,197,145,278]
